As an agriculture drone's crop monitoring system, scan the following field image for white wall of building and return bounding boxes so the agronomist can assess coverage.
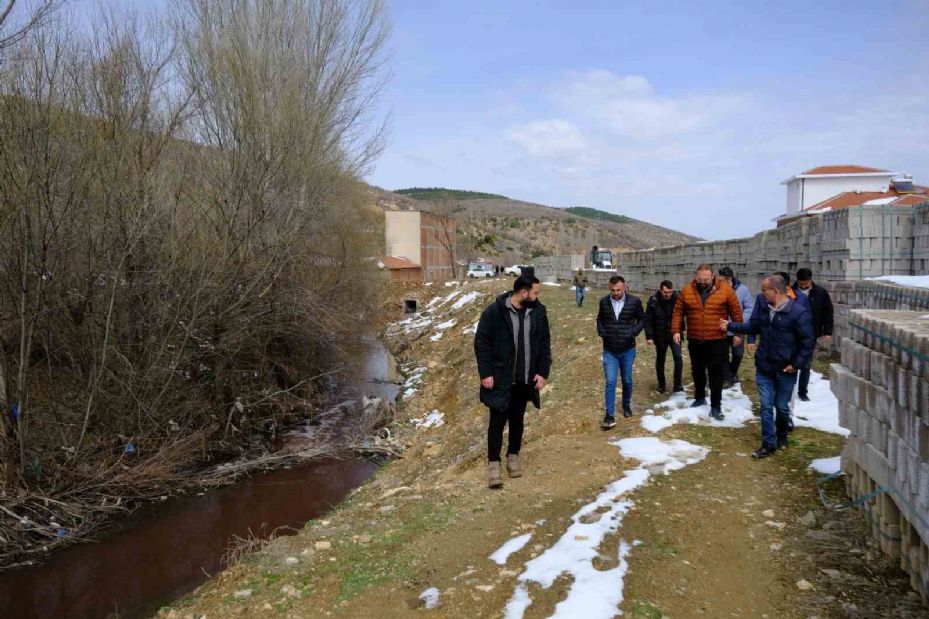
[384,210,421,264]
[786,181,802,214]
[785,174,895,213]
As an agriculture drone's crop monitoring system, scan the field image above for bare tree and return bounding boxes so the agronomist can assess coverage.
[0,0,60,55]
[429,199,460,280]
[0,0,391,560]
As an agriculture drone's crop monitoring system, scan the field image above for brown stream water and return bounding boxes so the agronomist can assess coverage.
[0,457,378,619]
[0,341,400,619]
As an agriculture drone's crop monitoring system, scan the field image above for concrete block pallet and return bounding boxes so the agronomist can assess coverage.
[832,309,929,607]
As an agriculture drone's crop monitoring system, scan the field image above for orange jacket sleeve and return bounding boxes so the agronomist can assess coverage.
[672,293,685,335]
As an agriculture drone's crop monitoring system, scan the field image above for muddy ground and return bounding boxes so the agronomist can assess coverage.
[159,279,928,619]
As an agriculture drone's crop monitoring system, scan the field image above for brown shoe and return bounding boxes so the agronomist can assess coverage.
[506,454,522,478]
[488,461,503,488]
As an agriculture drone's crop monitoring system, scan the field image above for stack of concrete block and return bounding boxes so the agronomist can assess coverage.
[534,254,583,282]
[914,206,929,275]
[552,203,929,294]
[826,281,929,345]
[831,309,929,606]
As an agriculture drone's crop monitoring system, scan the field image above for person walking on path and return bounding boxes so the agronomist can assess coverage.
[644,280,683,394]
[671,264,743,420]
[794,268,834,401]
[474,274,552,488]
[722,274,815,458]
[718,267,754,388]
[573,268,589,307]
[597,275,645,428]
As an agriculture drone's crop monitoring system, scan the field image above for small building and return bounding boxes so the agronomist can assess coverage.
[776,165,929,226]
[781,165,898,216]
[383,210,456,282]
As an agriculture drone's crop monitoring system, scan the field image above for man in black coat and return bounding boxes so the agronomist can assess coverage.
[644,280,683,394]
[794,268,834,401]
[597,275,645,428]
[474,274,552,488]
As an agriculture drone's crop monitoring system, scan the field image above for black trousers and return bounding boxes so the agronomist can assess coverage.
[655,338,683,391]
[726,335,745,383]
[688,339,729,409]
[487,383,533,462]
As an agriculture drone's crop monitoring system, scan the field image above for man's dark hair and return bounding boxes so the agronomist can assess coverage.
[608,275,625,285]
[513,274,540,292]
[796,268,813,281]
[718,266,734,279]
[660,280,673,290]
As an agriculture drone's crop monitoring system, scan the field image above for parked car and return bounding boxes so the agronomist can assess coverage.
[503,265,522,277]
[467,262,495,278]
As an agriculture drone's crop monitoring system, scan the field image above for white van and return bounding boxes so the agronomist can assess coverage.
[467,263,494,278]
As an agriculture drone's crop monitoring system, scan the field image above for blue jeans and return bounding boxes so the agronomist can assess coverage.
[576,286,585,306]
[603,348,636,416]
[756,369,798,447]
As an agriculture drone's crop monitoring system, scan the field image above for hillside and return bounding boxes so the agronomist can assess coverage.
[373,186,701,265]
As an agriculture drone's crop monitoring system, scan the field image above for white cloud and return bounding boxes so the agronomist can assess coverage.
[505,119,589,158]
[550,70,744,141]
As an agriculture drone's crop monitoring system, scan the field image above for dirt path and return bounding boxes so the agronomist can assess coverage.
[162,280,924,619]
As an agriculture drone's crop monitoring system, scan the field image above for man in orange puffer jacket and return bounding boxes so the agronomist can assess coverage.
[672,264,743,419]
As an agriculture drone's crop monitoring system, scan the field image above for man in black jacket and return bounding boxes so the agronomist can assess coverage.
[644,281,683,394]
[794,268,834,401]
[597,275,645,428]
[474,274,552,488]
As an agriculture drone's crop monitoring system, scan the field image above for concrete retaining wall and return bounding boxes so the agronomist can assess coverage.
[831,310,929,605]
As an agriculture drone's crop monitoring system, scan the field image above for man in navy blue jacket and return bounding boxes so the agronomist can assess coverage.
[721,274,814,459]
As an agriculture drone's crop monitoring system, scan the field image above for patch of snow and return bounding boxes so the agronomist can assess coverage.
[462,320,479,335]
[419,587,441,609]
[542,281,560,287]
[569,285,577,291]
[502,437,708,619]
[435,319,456,330]
[867,275,929,289]
[450,290,481,311]
[410,410,444,429]
[490,533,533,565]
[427,289,463,310]
[793,371,848,436]
[640,384,755,433]
[393,316,433,334]
[810,456,842,475]
[429,332,444,342]
[863,197,897,206]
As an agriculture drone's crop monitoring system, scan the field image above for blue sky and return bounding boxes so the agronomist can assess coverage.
[371,0,929,239]
[75,0,929,240]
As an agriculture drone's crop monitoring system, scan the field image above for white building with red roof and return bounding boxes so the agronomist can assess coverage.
[776,164,929,226]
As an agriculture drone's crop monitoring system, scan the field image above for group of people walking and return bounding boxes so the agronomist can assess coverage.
[474,265,834,488]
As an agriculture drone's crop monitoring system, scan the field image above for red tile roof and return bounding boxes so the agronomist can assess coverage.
[380,256,420,269]
[803,186,929,212]
[800,165,892,176]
